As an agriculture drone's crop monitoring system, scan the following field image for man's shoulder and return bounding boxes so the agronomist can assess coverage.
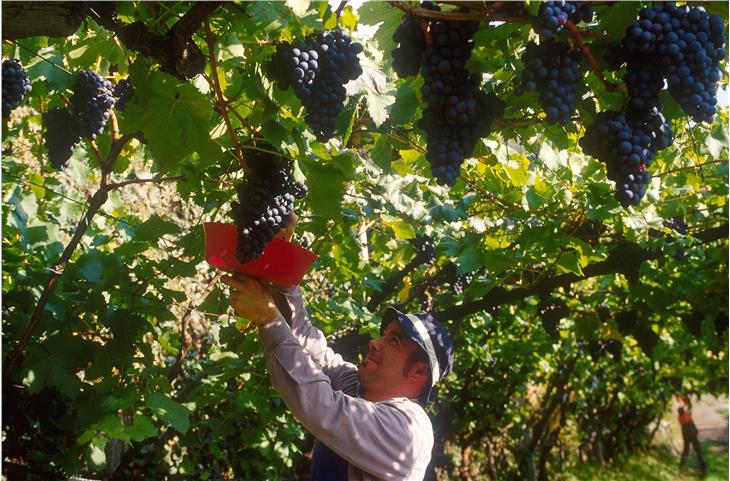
[377,398,433,426]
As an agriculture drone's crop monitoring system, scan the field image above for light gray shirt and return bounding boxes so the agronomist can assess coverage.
[258,286,433,481]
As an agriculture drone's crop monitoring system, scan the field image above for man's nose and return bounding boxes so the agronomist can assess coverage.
[369,338,381,351]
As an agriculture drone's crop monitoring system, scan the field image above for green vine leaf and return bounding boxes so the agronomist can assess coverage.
[146,392,190,435]
[124,62,220,173]
[133,214,180,242]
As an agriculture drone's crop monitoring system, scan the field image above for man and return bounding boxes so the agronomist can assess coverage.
[677,404,706,473]
[222,274,454,481]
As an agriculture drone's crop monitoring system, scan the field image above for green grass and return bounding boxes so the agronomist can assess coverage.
[557,442,728,481]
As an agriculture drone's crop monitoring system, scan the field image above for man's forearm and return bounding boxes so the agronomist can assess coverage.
[267,286,355,380]
[269,287,295,325]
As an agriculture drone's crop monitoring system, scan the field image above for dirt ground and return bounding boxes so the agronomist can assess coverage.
[689,395,729,445]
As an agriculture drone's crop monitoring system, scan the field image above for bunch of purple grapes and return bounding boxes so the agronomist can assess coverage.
[69,70,116,139]
[2,59,32,118]
[580,109,672,207]
[620,2,726,123]
[538,296,568,339]
[515,39,584,124]
[231,141,308,263]
[391,2,440,78]
[44,70,117,170]
[411,235,435,263]
[113,78,134,111]
[268,30,363,141]
[583,3,722,207]
[392,14,427,78]
[453,272,474,296]
[43,107,81,170]
[392,3,504,186]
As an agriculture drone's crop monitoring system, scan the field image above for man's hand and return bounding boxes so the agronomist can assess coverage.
[222,275,281,328]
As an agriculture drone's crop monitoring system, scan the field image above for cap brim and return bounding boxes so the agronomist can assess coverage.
[382,306,432,354]
[381,307,421,346]
[381,306,403,333]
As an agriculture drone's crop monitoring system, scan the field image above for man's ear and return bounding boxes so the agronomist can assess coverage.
[407,361,430,382]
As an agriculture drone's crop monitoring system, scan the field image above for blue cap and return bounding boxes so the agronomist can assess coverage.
[381,307,455,403]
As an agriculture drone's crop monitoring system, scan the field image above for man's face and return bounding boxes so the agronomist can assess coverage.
[357,320,421,400]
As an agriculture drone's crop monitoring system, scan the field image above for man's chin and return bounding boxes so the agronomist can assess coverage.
[357,361,373,376]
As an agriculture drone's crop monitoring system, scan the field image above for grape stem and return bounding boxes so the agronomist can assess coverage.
[576,27,610,40]
[460,174,519,212]
[564,20,618,92]
[334,0,348,17]
[204,19,250,175]
[88,139,104,164]
[110,106,120,142]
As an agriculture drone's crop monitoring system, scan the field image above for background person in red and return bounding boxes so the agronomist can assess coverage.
[677,402,706,473]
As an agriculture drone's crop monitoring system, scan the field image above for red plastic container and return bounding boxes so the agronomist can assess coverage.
[204,222,317,287]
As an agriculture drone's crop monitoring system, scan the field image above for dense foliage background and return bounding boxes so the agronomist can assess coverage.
[2,2,728,480]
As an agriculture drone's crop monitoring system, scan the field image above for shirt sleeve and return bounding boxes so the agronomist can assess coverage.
[269,286,358,391]
[259,317,432,480]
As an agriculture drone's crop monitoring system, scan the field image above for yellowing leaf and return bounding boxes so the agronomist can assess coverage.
[381,214,415,239]
[340,7,359,31]
[503,154,530,187]
[392,149,422,175]
[397,279,411,303]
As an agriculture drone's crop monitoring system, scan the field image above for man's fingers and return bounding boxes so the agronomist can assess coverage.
[222,275,253,290]
[221,274,280,326]
[222,275,268,293]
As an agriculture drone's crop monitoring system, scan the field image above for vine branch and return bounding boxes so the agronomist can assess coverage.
[203,19,249,174]
[655,159,727,177]
[4,128,145,384]
[433,223,728,324]
[334,1,348,17]
[88,1,222,79]
[342,223,728,331]
[88,139,104,164]
[107,175,184,190]
[460,174,519,212]
[492,117,544,129]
